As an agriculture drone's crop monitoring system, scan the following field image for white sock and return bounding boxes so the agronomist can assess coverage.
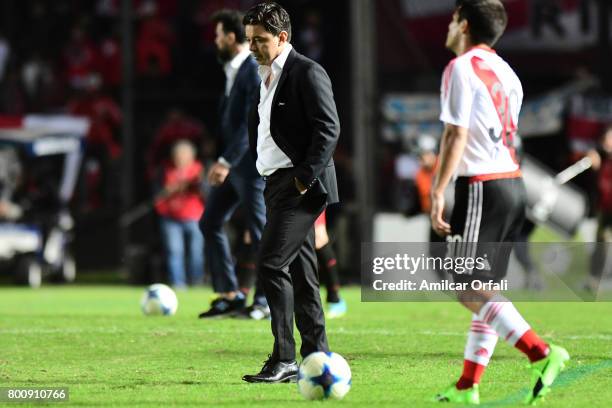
[464,314,498,366]
[477,294,530,346]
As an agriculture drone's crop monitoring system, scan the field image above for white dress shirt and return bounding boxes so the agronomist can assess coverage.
[255,44,294,176]
[223,47,251,97]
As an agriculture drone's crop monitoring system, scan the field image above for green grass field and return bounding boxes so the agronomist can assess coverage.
[1,286,611,407]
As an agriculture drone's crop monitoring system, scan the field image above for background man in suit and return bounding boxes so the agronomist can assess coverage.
[198,9,269,319]
[241,2,341,383]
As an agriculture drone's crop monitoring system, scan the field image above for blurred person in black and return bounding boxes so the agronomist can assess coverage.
[314,210,347,319]
[197,9,268,320]
[586,126,612,292]
[241,2,340,383]
[511,136,544,291]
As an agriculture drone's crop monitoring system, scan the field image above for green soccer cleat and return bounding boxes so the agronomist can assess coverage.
[435,384,480,404]
[524,344,570,405]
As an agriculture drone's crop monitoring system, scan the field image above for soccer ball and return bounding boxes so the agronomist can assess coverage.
[297,352,352,400]
[140,284,178,316]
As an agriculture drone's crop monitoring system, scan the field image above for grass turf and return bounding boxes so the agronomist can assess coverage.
[1,286,611,407]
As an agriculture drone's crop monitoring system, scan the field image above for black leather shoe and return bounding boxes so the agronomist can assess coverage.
[242,355,298,383]
[198,296,245,318]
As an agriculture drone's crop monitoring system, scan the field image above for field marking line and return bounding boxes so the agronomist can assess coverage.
[1,327,612,341]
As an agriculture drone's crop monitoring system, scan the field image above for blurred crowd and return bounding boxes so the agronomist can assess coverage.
[0,0,348,207]
[0,0,356,285]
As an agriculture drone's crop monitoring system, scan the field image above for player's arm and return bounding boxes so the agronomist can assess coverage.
[431,123,468,236]
[433,57,472,236]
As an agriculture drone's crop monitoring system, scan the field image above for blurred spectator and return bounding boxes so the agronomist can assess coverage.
[68,74,122,210]
[98,26,122,92]
[394,149,419,214]
[412,134,445,281]
[586,126,612,291]
[68,74,122,158]
[136,2,175,78]
[96,0,120,18]
[414,134,438,214]
[378,143,399,209]
[21,52,58,112]
[62,24,100,90]
[1,65,27,115]
[298,10,323,62]
[0,32,10,83]
[154,140,205,288]
[146,108,206,179]
[333,144,355,203]
[96,0,178,19]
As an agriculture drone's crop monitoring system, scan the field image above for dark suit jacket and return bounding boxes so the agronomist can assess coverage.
[219,55,261,179]
[248,48,340,204]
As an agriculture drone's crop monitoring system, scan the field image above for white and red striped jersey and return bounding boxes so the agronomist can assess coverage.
[440,46,523,180]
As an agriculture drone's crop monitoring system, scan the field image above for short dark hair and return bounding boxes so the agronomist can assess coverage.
[455,0,507,46]
[211,9,246,43]
[243,2,292,42]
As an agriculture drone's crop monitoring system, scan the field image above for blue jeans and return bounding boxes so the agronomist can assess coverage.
[160,217,205,287]
[200,172,266,304]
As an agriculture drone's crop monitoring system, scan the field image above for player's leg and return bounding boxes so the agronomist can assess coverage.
[461,289,569,405]
[314,211,346,318]
[436,312,497,404]
[457,179,568,404]
[198,179,244,317]
[457,314,498,389]
[587,213,612,292]
[236,230,257,295]
[436,179,490,404]
[236,175,271,320]
[484,179,567,404]
[514,220,544,290]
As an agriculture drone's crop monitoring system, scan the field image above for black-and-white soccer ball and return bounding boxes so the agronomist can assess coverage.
[298,351,352,400]
[140,284,178,316]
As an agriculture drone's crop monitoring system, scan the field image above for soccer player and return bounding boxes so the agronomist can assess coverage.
[431,1,569,404]
[315,210,347,318]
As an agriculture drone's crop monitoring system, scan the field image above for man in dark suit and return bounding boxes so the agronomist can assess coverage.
[241,2,340,383]
[198,9,269,319]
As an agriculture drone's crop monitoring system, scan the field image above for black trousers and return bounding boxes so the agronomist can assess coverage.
[259,168,329,362]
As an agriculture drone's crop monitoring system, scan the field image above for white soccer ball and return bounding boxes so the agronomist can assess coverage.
[297,351,352,400]
[140,284,178,316]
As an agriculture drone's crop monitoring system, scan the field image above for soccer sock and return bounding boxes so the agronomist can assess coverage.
[456,314,498,390]
[316,243,340,303]
[478,294,549,362]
